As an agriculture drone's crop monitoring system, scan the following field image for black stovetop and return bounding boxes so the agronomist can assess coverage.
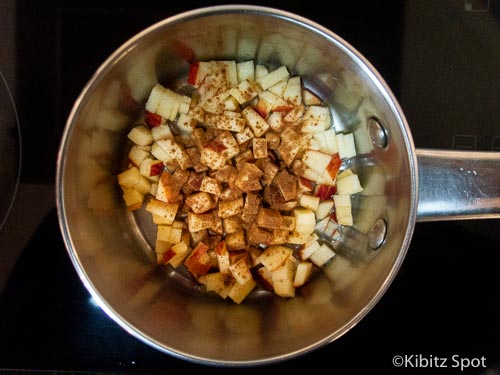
[1,1,499,373]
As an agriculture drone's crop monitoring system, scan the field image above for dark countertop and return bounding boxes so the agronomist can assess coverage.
[1,1,499,373]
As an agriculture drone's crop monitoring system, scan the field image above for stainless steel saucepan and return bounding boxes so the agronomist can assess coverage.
[56,5,500,366]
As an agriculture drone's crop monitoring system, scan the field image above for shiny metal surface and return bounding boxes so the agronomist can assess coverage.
[416,149,500,221]
[55,4,497,367]
[367,117,388,149]
[0,69,21,231]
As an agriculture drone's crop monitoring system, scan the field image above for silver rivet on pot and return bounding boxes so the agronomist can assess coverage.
[368,218,387,250]
[368,117,388,148]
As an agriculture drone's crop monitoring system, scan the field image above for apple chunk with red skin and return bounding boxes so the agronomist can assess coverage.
[144,110,163,128]
[161,242,189,268]
[325,153,342,180]
[303,150,342,180]
[139,158,164,179]
[314,184,337,201]
[184,242,213,277]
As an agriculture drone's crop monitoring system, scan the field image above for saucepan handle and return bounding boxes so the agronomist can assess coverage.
[416,149,500,222]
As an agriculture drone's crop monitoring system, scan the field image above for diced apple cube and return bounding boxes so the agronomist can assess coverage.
[166,241,190,268]
[299,194,320,211]
[255,266,274,290]
[199,176,221,195]
[222,216,243,235]
[286,231,310,245]
[225,229,246,250]
[309,243,336,267]
[254,64,269,80]
[276,127,304,166]
[252,138,267,159]
[167,91,183,121]
[313,129,338,155]
[293,261,313,288]
[176,113,197,134]
[127,125,153,146]
[215,131,240,160]
[241,106,270,137]
[150,182,158,196]
[156,138,192,170]
[301,150,332,175]
[228,277,256,304]
[255,90,293,118]
[298,239,321,261]
[198,272,226,294]
[308,137,321,151]
[268,80,287,98]
[267,111,285,132]
[150,124,173,141]
[293,208,316,234]
[315,199,334,220]
[155,239,172,255]
[314,184,337,201]
[205,113,245,133]
[237,60,255,82]
[184,242,212,277]
[139,158,164,180]
[333,193,351,207]
[336,133,347,159]
[185,191,214,214]
[201,89,232,114]
[145,83,165,113]
[217,197,244,219]
[302,88,322,105]
[145,199,179,225]
[235,127,254,144]
[200,145,227,170]
[187,212,215,232]
[302,167,321,185]
[157,224,183,244]
[155,88,175,120]
[187,61,209,87]
[214,241,230,275]
[224,95,240,111]
[280,215,296,231]
[144,110,164,128]
[301,106,331,133]
[270,229,289,245]
[333,194,353,226]
[221,60,239,88]
[343,132,357,159]
[133,175,151,195]
[121,188,144,211]
[337,168,353,180]
[229,79,260,105]
[229,257,253,285]
[336,173,364,195]
[118,166,142,189]
[271,258,295,298]
[325,153,342,181]
[258,245,292,272]
[283,76,302,105]
[256,65,290,90]
[128,145,150,167]
[283,103,305,123]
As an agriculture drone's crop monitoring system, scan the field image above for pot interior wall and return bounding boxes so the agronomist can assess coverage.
[58,7,416,364]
